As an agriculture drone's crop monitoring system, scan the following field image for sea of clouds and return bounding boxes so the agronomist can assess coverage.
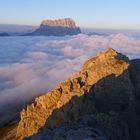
[0,33,140,108]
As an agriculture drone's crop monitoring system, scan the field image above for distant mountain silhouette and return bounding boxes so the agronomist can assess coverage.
[0,24,37,34]
[0,32,10,36]
[23,18,81,36]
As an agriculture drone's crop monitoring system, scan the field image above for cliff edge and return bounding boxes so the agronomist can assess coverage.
[1,48,140,140]
[15,48,138,140]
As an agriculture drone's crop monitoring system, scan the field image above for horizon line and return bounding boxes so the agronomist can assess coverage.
[0,23,140,31]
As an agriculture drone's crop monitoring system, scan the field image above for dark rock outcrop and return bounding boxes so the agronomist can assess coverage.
[24,18,81,36]
[25,113,129,140]
[129,59,140,137]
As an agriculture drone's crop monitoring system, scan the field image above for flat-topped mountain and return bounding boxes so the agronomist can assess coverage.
[1,49,140,140]
[41,18,76,28]
[24,18,81,36]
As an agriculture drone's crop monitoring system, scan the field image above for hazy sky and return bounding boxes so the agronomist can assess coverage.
[0,0,140,29]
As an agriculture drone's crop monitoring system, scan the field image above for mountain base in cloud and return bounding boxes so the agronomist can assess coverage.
[23,18,81,36]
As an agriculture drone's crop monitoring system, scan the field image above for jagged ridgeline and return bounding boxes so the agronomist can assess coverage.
[1,48,140,140]
[24,18,81,36]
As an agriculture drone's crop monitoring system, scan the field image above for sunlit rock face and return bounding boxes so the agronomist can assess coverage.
[14,48,138,140]
[41,18,76,28]
[2,48,140,140]
[25,18,81,36]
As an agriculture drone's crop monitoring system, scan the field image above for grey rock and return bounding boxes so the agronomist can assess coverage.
[26,123,107,140]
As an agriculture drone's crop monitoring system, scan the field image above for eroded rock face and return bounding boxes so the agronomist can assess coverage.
[15,48,137,140]
[41,18,76,28]
[129,59,140,100]
[25,18,81,36]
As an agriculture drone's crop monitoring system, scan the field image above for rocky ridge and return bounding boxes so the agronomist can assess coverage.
[15,48,138,140]
[1,48,140,140]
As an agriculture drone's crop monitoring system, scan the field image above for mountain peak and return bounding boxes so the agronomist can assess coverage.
[15,48,133,140]
[24,18,81,36]
[2,49,140,140]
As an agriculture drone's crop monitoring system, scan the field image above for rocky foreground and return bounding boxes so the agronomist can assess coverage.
[24,18,81,36]
[1,48,140,140]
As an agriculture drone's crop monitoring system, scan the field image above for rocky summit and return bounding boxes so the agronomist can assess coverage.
[24,18,81,36]
[1,48,140,140]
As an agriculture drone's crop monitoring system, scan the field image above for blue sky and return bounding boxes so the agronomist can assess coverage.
[0,0,140,29]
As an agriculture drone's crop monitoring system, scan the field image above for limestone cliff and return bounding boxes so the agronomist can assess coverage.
[41,18,76,28]
[15,48,137,140]
[1,48,140,140]
[24,18,81,36]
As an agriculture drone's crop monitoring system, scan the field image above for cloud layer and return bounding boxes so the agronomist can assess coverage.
[0,33,140,108]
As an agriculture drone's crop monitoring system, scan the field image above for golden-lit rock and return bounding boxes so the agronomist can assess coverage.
[16,48,132,139]
[41,18,76,28]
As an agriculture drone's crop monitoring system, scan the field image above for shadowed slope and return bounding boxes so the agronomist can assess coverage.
[28,73,132,140]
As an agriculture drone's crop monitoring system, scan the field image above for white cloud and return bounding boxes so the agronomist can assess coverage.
[0,33,140,108]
